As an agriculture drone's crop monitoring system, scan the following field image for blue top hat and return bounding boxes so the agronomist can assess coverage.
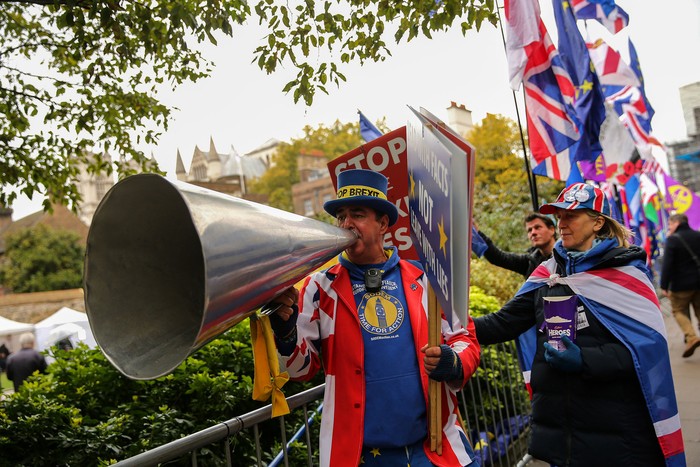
[539,183,611,217]
[323,169,399,226]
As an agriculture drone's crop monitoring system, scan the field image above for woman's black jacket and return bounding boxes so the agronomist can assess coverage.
[473,243,664,467]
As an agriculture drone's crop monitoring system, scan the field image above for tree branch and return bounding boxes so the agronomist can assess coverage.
[1,64,78,88]
[0,85,50,104]
[1,40,69,56]
[8,0,93,7]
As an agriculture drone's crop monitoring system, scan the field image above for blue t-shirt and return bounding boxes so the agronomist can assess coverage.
[339,247,427,448]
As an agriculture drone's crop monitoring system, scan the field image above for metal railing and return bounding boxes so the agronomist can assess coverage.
[116,341,530,467]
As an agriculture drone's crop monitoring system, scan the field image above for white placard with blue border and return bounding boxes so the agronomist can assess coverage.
[406,107,469,325]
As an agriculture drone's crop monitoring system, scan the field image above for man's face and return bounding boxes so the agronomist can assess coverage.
[335,205,388,264]
[668,219,680,235]
[525,218,556,251]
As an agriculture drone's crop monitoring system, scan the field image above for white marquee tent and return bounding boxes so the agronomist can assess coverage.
[34,307,97,354]
[0,316,35,353]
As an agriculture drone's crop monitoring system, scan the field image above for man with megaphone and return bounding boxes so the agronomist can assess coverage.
[267,169,481,467]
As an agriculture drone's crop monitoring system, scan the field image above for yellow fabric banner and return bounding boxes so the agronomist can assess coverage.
[251,314,290,418]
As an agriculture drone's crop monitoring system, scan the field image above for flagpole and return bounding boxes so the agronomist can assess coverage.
[611,183,623,220]
[496,4,539,211]
[515,89,539,211]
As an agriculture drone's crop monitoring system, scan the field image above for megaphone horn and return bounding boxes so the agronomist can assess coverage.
[84,174,356,380]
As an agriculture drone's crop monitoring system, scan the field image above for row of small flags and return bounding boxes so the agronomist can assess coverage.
[502,0,699,262]
[502,7,689,462]
[357,1,698,264]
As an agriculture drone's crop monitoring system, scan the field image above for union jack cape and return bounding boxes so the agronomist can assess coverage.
[515,257,686,467]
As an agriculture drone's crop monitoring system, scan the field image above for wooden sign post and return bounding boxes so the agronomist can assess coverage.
[428,285,442,454]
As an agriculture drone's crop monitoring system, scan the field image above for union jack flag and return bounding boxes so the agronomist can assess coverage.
[588,38,664,157]
[532,143,591,184]
[599,181,624,224]
[504,0,542,90]
[539,0,607,183]
[606,85,649,118]
[587,39,640,88]
[523,20,580,165]
[622,113,663,153]
[614,102,663,155]
[605,85,661,150]
[571,0,629,34]
[532,147,575,181]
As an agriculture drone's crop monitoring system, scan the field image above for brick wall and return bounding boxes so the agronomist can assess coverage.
[0,288,84,324]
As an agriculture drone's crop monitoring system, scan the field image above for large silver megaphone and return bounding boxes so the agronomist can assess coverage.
[84,174,356,380]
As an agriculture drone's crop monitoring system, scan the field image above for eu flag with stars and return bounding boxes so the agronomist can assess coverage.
[553,0,606,167]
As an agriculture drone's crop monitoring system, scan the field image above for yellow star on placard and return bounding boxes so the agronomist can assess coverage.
[409,171,416,198]
[370,447,381,458]
[438,216,448,257]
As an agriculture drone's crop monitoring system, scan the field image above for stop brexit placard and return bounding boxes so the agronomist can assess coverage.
[326,111,475,324]
[327,127,419,260]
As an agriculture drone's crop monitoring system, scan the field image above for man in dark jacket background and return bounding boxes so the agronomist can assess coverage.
[6,332,47,392]
[660,213,700,358]
[478,212,557,278]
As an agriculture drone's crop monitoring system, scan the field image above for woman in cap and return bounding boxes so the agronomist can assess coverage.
[474,183,684,467]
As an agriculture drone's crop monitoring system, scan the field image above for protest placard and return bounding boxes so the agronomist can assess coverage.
[406,107,475,325]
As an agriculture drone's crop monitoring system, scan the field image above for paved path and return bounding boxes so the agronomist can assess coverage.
[661,297,700,465]
[526,297,699,467]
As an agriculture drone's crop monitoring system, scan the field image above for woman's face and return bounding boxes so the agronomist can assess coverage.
[555,208,604,252]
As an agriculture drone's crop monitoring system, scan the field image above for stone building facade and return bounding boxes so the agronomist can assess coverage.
[75,153,116,226]
[175,137,272,198]
[291,150,335,217]
[668,82,700,193]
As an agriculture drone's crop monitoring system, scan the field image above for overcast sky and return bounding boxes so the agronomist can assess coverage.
[11,0,700,219]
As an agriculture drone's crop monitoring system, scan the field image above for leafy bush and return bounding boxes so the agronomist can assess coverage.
[0,321,318,466]
[470,256,524,306]
[463,287,530,430]
[0,225,84,293]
